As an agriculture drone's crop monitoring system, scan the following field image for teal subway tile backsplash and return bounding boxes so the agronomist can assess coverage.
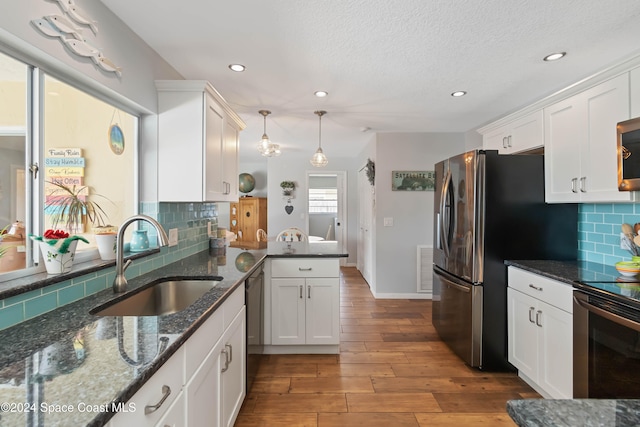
[0,201,219,331]
[578,203,640,265]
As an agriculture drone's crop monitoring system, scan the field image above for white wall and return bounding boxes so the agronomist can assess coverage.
[373,132,465,297]
[465,129,483,151]
[266,154,358,265]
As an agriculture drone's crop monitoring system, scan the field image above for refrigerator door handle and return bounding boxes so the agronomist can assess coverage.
[440,169,452,257]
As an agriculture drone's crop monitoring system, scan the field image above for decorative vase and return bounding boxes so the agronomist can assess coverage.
[95,233,117,260]
[130,230,149,252]
[39,240,78,274]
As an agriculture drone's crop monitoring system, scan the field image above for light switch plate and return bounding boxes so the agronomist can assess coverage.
[384,217,393,227]
[169,228,178,247]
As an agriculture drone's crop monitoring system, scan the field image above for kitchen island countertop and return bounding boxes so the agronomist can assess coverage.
[0,241,347,426]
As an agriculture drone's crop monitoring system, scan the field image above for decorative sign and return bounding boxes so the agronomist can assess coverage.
[48,176,83,186]
[46,148,82,157]
[47,167,84,177]
[45,157,86,167]
[391,171,435,191]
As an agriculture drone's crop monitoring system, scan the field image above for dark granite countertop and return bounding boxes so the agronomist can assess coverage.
[0,242,348,426]
[504,259,622,285]
[507,399,640,426]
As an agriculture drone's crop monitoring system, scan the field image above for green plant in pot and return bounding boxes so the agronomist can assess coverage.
[45,181,117,260]
[280,180,296,197]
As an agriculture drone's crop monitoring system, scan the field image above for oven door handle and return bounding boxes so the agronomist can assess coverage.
[573,295,640,333]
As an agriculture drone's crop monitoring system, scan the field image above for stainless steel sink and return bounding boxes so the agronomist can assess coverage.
[90,278,222,317]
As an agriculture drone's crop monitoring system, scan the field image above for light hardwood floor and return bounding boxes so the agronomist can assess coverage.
[235,267,540,426]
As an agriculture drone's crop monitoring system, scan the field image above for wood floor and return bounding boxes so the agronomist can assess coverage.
[235,267,540,426]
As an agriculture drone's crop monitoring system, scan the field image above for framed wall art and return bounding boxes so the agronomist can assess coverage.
[392,170,435,191]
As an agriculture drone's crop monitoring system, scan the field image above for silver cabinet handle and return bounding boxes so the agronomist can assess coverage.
[221,343,232,373]
[535,310,542,327]
[507,135,512,148]
[580,177,586,193]
[145,385,171,415]
[571,178,578,193]
[528,284,543,291]
[307,285,311,299]
[528,307,535,323]
[299,285,303,299]
[502,136,507,149]
[298,267,313,271]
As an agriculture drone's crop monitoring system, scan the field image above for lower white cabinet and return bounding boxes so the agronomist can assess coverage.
[270,258,340,347]
[507,266,573,399]
[110,286,246,427]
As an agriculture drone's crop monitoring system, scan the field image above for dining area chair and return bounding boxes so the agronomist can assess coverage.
[276,227,308,242]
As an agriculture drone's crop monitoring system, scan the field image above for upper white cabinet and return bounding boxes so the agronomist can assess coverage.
[631,66,640,118]
[481,110,543,154]
[156,80,245,202]
[544,73,632,203]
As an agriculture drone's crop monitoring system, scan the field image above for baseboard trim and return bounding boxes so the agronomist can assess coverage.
[370,291,432,300]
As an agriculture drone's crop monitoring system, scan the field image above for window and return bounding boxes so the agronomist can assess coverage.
[0,50,138,277]
[308,188,338,214]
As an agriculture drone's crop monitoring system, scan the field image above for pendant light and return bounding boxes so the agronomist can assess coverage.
[310,110,328,167]
[256,110,281,157]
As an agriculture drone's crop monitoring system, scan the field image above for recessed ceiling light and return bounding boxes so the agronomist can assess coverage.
[314,91,328,97]
[451,91,467,97]
[543,52,566,62]
[228,64,246,72]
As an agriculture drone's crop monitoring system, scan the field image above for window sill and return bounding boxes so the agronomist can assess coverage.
[0,248,160,300]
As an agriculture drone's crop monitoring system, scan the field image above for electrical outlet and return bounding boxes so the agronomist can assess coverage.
[169,228,178,247]
[384,217,393,227]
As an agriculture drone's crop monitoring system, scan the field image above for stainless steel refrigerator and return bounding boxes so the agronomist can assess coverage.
[433,150,577,370]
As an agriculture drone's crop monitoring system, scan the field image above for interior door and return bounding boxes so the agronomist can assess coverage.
[357,167,373,288]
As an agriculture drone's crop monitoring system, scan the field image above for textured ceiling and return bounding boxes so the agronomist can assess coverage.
[100,0,640,162]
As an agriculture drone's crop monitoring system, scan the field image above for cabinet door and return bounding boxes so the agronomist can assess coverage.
[221,307,246,427]
[631,67,640,118]
[239,199,259,243]
[509,110,543,153]
[483,127,509,153]
[185,335,223,427]
[305,278,340,345]
[579,73,631,202]
[537,300,573,399]
[204,94,226,201]
[272,278,306,345]
[221,119,239,202]
[507,288,538,381]
[544,96,583,202]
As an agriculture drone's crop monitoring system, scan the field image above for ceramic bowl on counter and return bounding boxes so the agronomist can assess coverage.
[615,261,640,277]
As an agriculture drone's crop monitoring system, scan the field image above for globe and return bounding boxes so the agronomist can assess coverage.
[235,251,256,272]
[238,173,256,194]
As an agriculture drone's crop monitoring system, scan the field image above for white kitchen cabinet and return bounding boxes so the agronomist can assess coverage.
[631,67,640,118]
[544,73,633,203]
[270,258,340,347]
[507,267,573,399]
[156,80,245,202]
[110,285,246,427]
[109,347,185,427]
[482,110,543,154]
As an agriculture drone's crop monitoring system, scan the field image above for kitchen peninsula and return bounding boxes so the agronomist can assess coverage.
[0,241,347,426]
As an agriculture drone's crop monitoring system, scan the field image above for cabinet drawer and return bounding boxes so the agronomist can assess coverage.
[508,266,573,313]
[271,258,339,278]
[110,347,185,427]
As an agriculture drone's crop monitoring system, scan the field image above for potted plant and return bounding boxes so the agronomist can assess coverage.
[30,229,89,274]
[45,181,117,260]
[280,181,296,197]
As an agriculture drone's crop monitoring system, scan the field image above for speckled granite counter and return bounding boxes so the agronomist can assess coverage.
[507,399,640,427]
[504,259,621,285]
[0,241,347,426]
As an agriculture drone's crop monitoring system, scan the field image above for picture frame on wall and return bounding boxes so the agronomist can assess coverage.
[392,171,435,191]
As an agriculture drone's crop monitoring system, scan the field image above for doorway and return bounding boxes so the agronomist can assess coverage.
[306,171,347,264]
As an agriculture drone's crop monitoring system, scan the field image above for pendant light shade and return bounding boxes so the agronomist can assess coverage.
[310,110,328,167]
[256,110,281,157]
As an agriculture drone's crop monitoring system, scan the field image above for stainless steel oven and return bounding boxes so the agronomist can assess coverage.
[573,287,640,398]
